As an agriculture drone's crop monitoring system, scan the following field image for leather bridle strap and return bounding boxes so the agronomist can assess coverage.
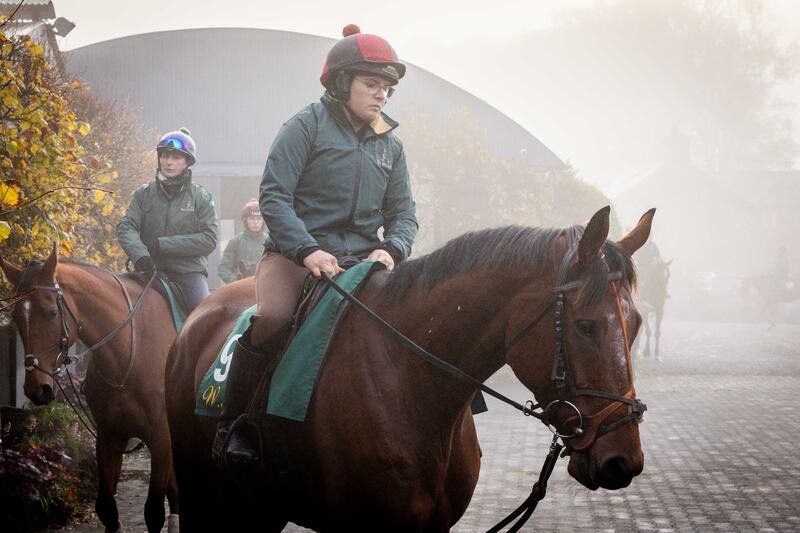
[486,434,563,533]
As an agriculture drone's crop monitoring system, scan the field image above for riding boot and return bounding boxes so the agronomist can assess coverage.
[211,332,270,469]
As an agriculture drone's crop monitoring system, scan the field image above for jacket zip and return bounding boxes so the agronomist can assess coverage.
[346,135,366,250]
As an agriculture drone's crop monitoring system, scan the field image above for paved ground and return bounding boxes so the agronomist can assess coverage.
[61,320,800,532]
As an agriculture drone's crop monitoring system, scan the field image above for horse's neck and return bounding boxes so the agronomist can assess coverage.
[371,270,532,419]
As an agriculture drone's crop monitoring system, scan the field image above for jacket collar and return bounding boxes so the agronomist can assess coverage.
[321,93,398,137]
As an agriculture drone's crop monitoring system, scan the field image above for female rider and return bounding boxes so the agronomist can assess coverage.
[215,25,418,466]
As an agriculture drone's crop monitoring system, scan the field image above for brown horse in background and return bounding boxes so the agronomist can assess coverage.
[634,257,671,361]
[166,207,653,532]
[0,247,179,533]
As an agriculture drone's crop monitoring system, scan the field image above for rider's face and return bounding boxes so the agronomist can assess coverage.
[244,215,263,233]
[345,75,391,125]
[159,150,189,178]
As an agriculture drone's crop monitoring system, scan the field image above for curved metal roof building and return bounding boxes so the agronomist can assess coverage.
[66,28,565,283]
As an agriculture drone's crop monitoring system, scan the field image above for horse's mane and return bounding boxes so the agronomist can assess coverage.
[384,225,636,307]
[59,257,148,285]
[18,257,134,288]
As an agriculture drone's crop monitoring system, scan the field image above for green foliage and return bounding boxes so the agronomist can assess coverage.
[0,402,98,531]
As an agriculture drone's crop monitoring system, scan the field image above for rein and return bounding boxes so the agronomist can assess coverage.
[321,240,647,532]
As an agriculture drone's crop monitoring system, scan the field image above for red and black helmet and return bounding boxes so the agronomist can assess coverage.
[320,24,406,89]
[240,198,260,220]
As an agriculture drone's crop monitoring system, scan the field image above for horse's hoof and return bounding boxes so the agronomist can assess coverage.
[106,522,125,533]
[168,514,179,533]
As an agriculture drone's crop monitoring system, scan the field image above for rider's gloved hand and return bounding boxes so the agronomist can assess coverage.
[134,256,155,273]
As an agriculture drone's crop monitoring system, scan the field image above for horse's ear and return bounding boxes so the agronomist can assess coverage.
[42,243,58,281]
[578,206,610,268]
[617,208,656,256]
[0,255,22,287]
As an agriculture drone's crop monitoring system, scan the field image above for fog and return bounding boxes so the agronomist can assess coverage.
[49,0,800,324]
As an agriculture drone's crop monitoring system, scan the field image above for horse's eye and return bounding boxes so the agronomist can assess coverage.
[576,320,596,338]
[45,309,58,321]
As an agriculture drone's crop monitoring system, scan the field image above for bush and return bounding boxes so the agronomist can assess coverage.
[0,402,98,531]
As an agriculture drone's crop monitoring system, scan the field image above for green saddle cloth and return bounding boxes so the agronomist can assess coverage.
[195,304,258,417]
[159,277,186,331]
[194,261,379,419]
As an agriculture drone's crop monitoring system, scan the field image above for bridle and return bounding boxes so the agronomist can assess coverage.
[321,234,647,532]
[11,261,157,387]
[506,238,647,452]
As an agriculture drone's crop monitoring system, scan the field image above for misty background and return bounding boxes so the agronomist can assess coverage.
[51,0,800,323]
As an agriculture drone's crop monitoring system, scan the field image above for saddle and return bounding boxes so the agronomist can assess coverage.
[128,272,191,326]
[285,256,365,349]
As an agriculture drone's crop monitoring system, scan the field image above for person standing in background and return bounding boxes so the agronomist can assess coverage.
[218,198,268,283]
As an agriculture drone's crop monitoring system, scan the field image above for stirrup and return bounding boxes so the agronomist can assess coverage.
[216,415,264,470]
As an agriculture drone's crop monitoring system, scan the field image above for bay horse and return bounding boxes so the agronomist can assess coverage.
[166,206,653,532]
[633,257,671,361]
[0,247,179,533]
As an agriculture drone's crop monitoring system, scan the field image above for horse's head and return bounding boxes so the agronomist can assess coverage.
[0,245,76,405]
[505,207,654,491]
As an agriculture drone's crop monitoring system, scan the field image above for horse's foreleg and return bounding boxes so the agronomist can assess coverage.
[144,428,173,533]
[95,437,125,533]
[642,314,652,358]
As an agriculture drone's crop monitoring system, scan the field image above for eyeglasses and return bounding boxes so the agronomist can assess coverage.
[355,77,395,98]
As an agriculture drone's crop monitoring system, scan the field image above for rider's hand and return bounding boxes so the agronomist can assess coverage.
[365,249,395,271]
[303,250,345,279]
[134,256,155,273]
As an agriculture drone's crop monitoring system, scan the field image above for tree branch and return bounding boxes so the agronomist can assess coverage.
[0,185,114,217]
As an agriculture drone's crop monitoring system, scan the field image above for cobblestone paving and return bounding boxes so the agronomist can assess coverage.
[64,321,800,532]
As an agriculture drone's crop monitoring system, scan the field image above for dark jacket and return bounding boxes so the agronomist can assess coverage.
[259,94,417,265]
[117,178,218,275]
[218,229,267,283]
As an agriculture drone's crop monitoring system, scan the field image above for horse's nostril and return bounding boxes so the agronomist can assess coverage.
[37,384,55,405]
[598,455,633,489]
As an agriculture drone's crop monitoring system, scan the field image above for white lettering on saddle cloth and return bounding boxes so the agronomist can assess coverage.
[214,333,241,382]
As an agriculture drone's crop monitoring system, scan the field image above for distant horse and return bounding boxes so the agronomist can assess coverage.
[166,207,653,532]
[0,247,179,533]
[633,257,671,361]
[740,274,800,327]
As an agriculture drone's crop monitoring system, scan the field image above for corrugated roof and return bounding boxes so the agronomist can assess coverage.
[0,1,55,20]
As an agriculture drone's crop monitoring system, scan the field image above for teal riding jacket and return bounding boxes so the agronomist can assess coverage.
[260,94,418,265]
[218,229,267,283]
[117,178,219,275]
